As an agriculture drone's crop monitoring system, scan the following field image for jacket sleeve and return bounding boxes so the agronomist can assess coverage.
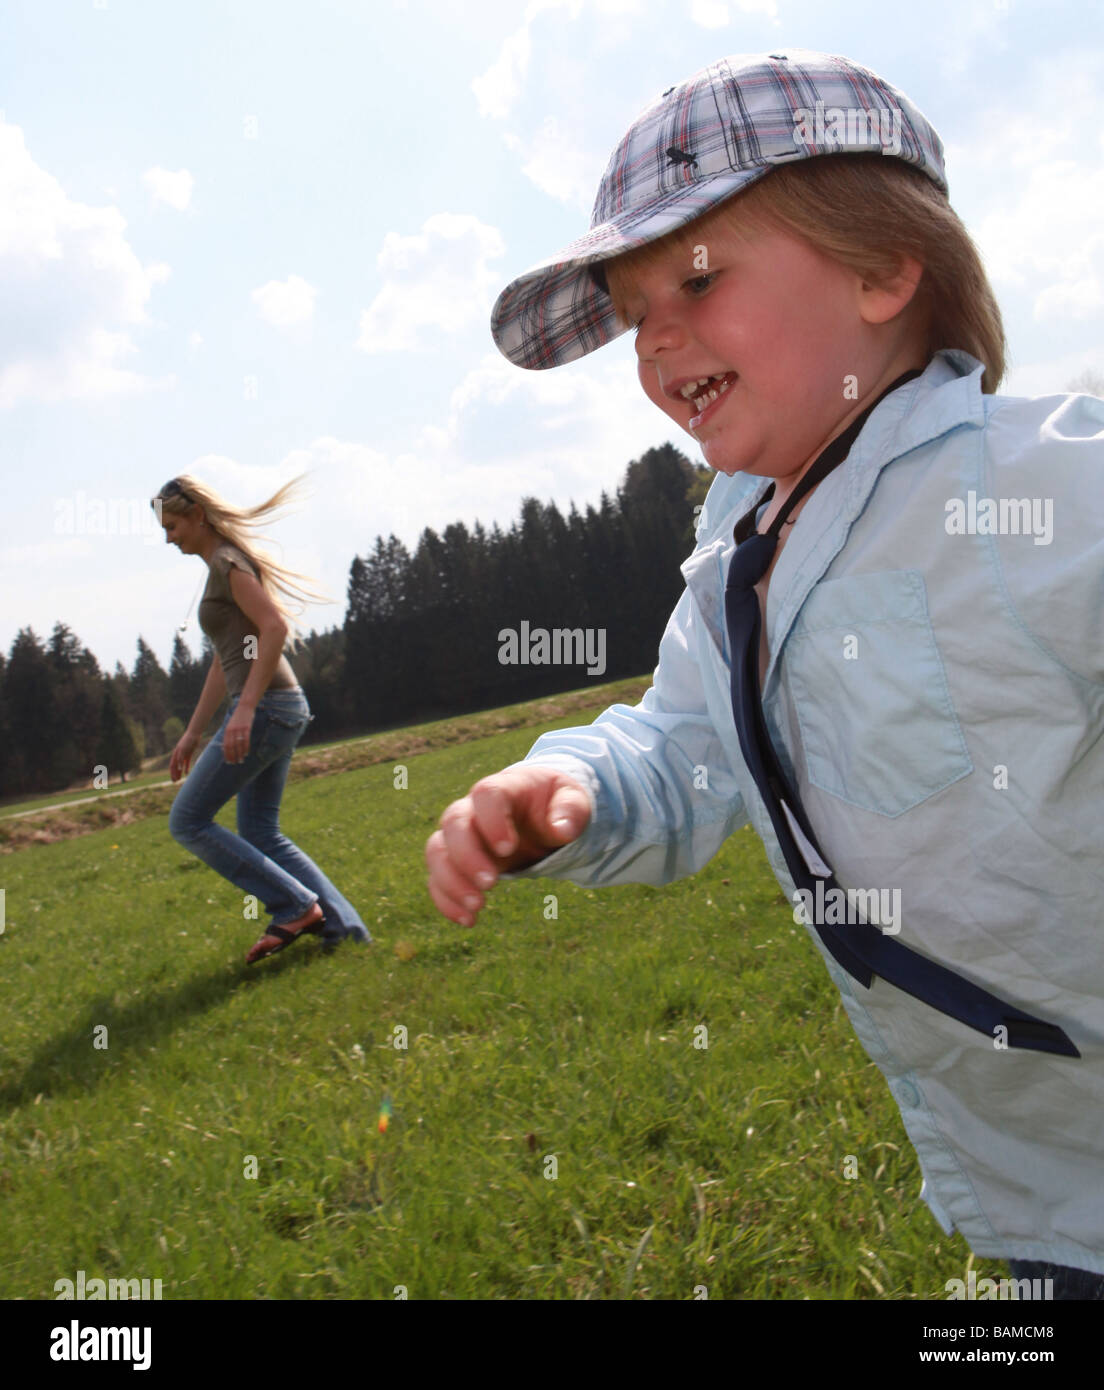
[498,574,749,889]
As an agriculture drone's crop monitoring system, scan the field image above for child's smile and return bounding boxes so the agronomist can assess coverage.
[675,370,739,429]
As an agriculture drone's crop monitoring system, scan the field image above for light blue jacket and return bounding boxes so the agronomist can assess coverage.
[504,349,1104,1272]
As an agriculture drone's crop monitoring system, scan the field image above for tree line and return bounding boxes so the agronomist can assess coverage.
[0,446,710,799]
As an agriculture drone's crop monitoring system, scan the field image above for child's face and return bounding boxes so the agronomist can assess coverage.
[621,220,898,481]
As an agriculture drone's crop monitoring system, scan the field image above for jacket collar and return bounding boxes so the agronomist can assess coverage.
[679,349,988,684]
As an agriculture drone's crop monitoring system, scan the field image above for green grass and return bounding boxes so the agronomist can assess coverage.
[0,682,984,1299]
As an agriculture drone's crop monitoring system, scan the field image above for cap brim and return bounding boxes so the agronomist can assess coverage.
[490,164,773,370]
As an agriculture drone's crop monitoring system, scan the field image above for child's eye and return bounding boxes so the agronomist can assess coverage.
[684,272,717,296]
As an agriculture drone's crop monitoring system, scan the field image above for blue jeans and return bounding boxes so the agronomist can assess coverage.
[168,687,371,945]
[1007,1259,1104,1300]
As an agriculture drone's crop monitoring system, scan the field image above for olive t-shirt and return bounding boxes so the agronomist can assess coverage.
[198,542,298,698]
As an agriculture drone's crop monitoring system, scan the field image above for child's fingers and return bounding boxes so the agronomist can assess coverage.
[425,827,485,925]
[426,873,480,927]
[454,770,590,870]
[544,782,591,841]
[468,777,522,858]
[436,791,505,886]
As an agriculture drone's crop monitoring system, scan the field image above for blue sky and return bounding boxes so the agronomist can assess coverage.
[3,0,1102,675]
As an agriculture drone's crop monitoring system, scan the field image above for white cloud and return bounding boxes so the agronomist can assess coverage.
[941,54,1104,329]
[479,0,740,212]
[1002,347,1104,400]
[503,116,597,211]
[471,24,532,119]
[934,2,1013,81]
[971,158,1104,324]
[354,213,505,354]
[1033,273,1103,323]
[689,0,778,22]
[689,0,728,26]
[252,274,317,327]
[142,166,194,211]
[470,0,598,120]
[187,330,203,349]
[421,347,690,505]
[0,121,173,407]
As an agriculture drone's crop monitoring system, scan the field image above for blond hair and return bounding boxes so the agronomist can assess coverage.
[151,472,334,649]
[603,154,1006,394]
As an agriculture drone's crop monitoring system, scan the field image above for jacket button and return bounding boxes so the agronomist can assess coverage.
[898,1079,921,1107]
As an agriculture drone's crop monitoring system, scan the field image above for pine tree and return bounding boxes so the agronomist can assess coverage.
[3,629,55,793]
[130,637,171,759]
[47,622,103,789]
[95,683,140,784]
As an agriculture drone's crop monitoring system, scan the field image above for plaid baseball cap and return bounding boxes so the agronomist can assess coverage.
[490,50,946,371]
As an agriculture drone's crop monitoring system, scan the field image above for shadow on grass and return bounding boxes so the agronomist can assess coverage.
[0,939,347,1113]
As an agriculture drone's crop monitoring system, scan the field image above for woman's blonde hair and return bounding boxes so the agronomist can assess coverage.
[151,472,334,649]
[603,153,1006,394]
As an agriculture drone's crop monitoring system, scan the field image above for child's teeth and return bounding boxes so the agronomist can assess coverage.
[690,373,734,412]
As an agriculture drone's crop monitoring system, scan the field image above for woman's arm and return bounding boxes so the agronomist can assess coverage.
[186,658,227,737]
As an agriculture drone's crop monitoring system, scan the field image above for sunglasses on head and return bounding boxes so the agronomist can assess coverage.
[158,478,194,505]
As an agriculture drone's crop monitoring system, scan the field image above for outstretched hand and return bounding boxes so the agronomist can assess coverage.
[425,767,591,925]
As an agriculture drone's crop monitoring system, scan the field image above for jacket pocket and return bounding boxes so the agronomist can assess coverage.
[782,570,972,818]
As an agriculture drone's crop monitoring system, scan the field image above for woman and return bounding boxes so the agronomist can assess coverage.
[152,474,371,962]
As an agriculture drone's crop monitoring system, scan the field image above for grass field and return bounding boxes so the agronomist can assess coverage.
[0,677,987,1300]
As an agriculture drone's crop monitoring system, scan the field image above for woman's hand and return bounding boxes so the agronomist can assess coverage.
[222,705,255,764]
[169,730,200,782]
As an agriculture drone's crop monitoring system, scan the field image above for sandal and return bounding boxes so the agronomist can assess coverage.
[246,903,325,963]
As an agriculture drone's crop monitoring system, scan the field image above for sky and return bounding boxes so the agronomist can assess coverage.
[2,0,1102,677]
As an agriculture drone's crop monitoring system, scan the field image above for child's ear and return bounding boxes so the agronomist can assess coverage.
[856,254,924,326]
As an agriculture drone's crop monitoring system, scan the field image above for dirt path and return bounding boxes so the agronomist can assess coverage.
[1,780,177,820]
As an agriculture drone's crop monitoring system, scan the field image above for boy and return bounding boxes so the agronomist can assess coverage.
[425,51,1104,1295]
